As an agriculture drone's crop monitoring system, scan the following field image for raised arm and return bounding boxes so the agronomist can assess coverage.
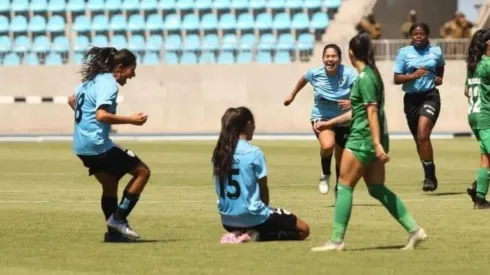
[284,75,308,106]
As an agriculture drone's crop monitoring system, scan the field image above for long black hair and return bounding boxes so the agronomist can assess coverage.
[322,44,342,62]
[466,29,490,75]
[80,47,137,82]
[212,107,254,177]
[349,31,384,90]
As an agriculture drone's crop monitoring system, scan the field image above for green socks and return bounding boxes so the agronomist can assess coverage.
[476,168,490,199]
[368,184,419,233]
[331,183,353,242]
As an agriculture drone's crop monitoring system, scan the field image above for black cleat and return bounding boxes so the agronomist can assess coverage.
[422,178,438,192]
[474,197,490,209]
[467,181,477,202]
[104,232,137,243]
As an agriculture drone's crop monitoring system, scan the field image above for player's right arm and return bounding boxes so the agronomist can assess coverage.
[258,176,269,206]
[254,150,269,205]
[68,94,76,111]
[284,74,309,106]
[314,110,352,133]
[393,49,428,85]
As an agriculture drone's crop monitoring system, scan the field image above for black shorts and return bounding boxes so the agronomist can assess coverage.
[223,208,298,241]
[403,89,441,137]
[310,119,350,148]
[77,145,142,180]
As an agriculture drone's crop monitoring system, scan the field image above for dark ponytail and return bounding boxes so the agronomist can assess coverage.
[212,107,255,178]
[80,47,137,82]
[467,29,490,75]
[349,31,384,90]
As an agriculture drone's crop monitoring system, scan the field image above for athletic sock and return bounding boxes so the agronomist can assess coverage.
[321,152,332,176]
[101,195,118,234]
[113,192,140,221]
[421,160,436,180]
[476,168,490,199]
[331,183,353,242]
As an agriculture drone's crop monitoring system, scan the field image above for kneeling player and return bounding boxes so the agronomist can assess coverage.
[212,107,310,243]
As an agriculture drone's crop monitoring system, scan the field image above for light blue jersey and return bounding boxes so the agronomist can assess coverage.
[73,73,118,155]
[305,64,357,120]
[393,45,445,94]
[214,139,271,228]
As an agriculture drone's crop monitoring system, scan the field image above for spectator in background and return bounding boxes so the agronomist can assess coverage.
[401,10,418,39]
[356,13,382,40]
[440,11,474,39]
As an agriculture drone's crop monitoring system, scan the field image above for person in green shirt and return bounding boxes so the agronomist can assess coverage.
[311,32,427,252]
[464,29,490,209]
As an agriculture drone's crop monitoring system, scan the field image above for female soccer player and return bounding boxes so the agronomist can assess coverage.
[311,32,427,252]
[284,44,357,195]
[212,107,310,243]
[68,47,151,242]
[464,29,490,209]
[393,22,445,192]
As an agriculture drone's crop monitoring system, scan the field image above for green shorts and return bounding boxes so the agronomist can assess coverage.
[472,128,490,154]
[346,147,376,166]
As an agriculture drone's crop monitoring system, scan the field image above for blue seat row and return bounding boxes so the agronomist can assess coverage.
[1,52,64,65]
[0,15,65,33]
[0,34,69,52]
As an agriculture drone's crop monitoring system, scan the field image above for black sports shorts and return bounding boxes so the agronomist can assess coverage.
[311,119,350,149]
[403,89,441,137]
[77,145,142,180]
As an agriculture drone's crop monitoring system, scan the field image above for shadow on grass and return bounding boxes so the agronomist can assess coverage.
[424,192,466,196]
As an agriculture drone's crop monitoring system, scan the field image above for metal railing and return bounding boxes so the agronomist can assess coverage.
[372,38,471,60]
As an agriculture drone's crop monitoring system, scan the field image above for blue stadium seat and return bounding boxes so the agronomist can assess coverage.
[13,35,30,52]
[164,52,178,65]
[176,0,194,11]
[32,35,50,52]
[110,14,127,31]
[74,52,84,64]
[267,0,286,10]
[128,34,145,51]
[237,13,254,30]
[163,13,181,31]
[67,0,85,12]
[23,52,40,66]
[255,13,273,31]
[92,14,109,32]
[159,0,176,11]
[146,34,163,51]
[30,0,48,12]
[3,53,20,66]
[0,35,11,53]
[201,13,218,31]
[48,0,65,13]
[324,0,341,9]
[11,0,29,12]
[292,13,309,30]
[72,15,91,32]
[231,0,248,10]
[273,13,291,30]
[87,0,105,12]
[105,0,122,11]
[74,35,89,52]
[213,0,230,11]
[239,33,256,50]
[286,0,302,9]
[0,0,10,13]
[164,34,181,51]
[249,0,266,10]
[122,0,139,11]
[45,52,63,65]
[199,51,216,64]
[219,13,236,31]
[180,52,197,64]
[311,12,329,30]
[217,51,234,64]
[28,15,47,33]
[183,34,200,51]
[142,51,160,65]
[134,52,142,63]
[276,33,294,50]
[128,14,145,32]
[202,33,219,51]
[298,33,314,50]
[257,33,276,51]
[52,36,69,52]
[146,13,163,31]
[195,0,212,10]
[221,33,237,51]
[182,14,199,32]
[305,0,321,9]
[141,0,157,10]
[256,51,272,63]
[47,15,65,33]
[92,34,109,47]
[111,34,127,49]
[10,15,28,33]
[0,16,8,33]
[236,50,251,64]
[274,50,291,64]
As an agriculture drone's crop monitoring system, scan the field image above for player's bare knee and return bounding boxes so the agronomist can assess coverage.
[300,224,310,240]
[136,163,151,182]
[320,144,335,156]
[416,132,430,145]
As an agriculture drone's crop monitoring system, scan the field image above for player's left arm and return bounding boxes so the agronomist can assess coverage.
[254,150,269,205]
[314,111,352,132]
[258,177,269,206]
[68,94,76,111]
[435,47,445,86]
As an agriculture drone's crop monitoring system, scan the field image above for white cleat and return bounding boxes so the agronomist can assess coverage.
[311,240,345,252]
[107,215,141,240]
[401,227,427,250]
[319,174,330,194]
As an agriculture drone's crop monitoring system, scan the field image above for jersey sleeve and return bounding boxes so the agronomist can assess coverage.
[304,68,315,83]
[95,78,118,110]
[253,149,268,180]
[347,68,358,88]
[359,73,378,104]
[393,49,407,74]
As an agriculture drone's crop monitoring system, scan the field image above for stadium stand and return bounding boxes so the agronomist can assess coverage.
[0,0,342,65]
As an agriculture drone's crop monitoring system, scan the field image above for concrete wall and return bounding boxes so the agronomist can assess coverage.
[0,60,469,134]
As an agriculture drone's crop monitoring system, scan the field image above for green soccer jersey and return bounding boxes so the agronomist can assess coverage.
[346,66,389,152]
[467,55,490,130]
